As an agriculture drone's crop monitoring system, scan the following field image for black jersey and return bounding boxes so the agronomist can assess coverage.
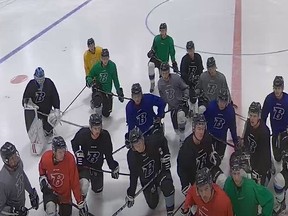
[22,78,60,114]
[71,128,118,170]
[243,119,271,174]
[180,53,204,88]
[177,131,214,189]
[127,133,170,197]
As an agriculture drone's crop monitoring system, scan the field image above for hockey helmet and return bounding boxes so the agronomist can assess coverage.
[273,173,285,194]
[101,49,109,57]
[160,63,170,72]
[229,151,242,171]
[248,102,261,115]
[195,167,213,187]
[206,57,216,68]
[52,136,67,152]
[273,76,284,88]
[186,41,195,50]
[192,113,206,130]
[131,83,142,95]
[129,127,143,145]
[0,142,18,165]
[87,38,95,46]
[89,113,102,127]
[159,23,167,30]
[34,67,45,85]
[218,88,229,102]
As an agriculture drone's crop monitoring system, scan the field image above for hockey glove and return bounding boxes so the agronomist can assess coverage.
[11,206,28,216]
[125,132,131,149]
[39,175,53,195]
[75,149,85,166]
[117,87,124,103]
[172,61,179,72]
[147,49,156,59]
[209,151,221,167]
[111,165,120,179]
[29,188,39,210]
[160,154,171,170]
[23,98,39,110]
[86,76,93,88]
[48,108,61,128]
[181,184,191,196]
[78,200,89,216]
[125,195,135,208]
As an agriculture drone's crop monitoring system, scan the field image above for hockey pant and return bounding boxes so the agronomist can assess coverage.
[79,167,103,194]
[170,105,189,130]
[91,88,113,117]
[38,112,53,135]
[251,169,271,186]
[210,166,227,189]
[272,135,283,162]
[43,190,72,216]
[141,170,175,213]
[212,137,226,160]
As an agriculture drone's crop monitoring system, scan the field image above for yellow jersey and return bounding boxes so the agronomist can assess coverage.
[83,46,102,75]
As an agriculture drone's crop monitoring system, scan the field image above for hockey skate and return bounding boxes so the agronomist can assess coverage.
[150,82,155,93]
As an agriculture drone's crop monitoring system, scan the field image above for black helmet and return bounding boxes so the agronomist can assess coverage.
[273,76,284,88]
[52,136,67,152]
[186,41,195,50]
[87,38,95,46]
[159,23,167,30]
[207,57,216,68]
[131,83,142,95]
[129,127,143,145]
[89,113,102,127]
[248,102,261,115]
[0,142,18,165]
[229,151,242,171]
[192,113,206,130]
[160,63,170,72]
[195,167,213,187]
[101,48,109,57]
[218,88,229,102]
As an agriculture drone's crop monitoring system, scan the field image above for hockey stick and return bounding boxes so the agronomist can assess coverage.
[71,202,95,216]
[83,166,130,176]
[112,169,162,216]
[1,201,44,216]
[235,113,247,122]
[209,133,235,148]
[95,88,131,101]
[62,85,87,115]
[172,201,185,216]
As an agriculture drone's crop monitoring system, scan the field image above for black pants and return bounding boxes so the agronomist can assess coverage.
[92,88,113,117]
[38,113,53,134]
[272,135,283,162]
[79,167,104,193]
[212,137,226,159]
[170,104,189,130]
[43,191,72,216]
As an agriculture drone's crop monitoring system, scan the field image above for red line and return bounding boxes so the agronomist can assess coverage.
[232,0,242,114]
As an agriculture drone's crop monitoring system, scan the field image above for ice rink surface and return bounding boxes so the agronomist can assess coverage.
[1,0,288,215]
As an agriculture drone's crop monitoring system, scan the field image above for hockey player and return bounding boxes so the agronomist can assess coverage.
[180,167,233,216]
[125,127,175,215]
[22,67,60,154]
[224,151,274,216]
[180,41,204,114]
[86,48,124,117]
[158,63,189,143]
[204,88,238,159]
[147,23,178,92]
[0,142,39,216]
[242,102,272,186]
[196,57,230,106]
[71,113,119,197]
[126,83,166,134]
[177,114,226,195]
[83,38,103,76]
[39,136,88,216]
[262,76,288,162]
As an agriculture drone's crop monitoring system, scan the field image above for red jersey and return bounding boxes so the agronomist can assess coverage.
[183,183,233,216]
[39,150,82,204]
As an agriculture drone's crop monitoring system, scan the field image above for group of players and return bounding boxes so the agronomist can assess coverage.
[1,22,288,216]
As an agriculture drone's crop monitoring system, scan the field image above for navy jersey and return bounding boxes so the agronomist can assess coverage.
[71,128,118,170]
[127,133,170,197]
[204,100,238,144]
[262,92,288,136]
[180,53,204,88]
[126,94,166,133]
[22,78,60,115]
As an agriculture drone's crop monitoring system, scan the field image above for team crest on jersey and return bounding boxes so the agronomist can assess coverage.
[248,134,257,153]
[51,172,64,188]
[35,91,46,103]
[142,160,155,178]
[196,152,207,171]
[87,151,100,163]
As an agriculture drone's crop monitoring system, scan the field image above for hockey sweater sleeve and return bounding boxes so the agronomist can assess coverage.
[104,131,118,170]
[69,153,82,204]
[51,80,60,109]
[127,150,139,197]
[180,55,189,84]
[152,94,166,118]
[182,185,196,210]
[254,182,274,216]
[261,96,270,123]
[228,105,238,144]
[111,62,121,92]
[169,37,176,62]
[126,102,135,132]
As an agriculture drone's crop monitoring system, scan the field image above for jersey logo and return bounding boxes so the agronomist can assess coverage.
[15,173,24,198]
[248,134,257,153]
[165,88,175,100]
[196,152,207,171]
[50,173,65,188]
[142,160,155,178]
[136,112,147,125]
[198,206,208,216]
[207,83,217,95]
[213,117,226,129]
[188,66,198,82]
[99,73,108,83]
[35,91,46,103]
[273,107,285,120]
[87,151,100,164]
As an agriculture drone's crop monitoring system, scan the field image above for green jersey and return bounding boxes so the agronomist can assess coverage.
[152,35,176,63]
[224,176,273,216]
[87,60,121,93]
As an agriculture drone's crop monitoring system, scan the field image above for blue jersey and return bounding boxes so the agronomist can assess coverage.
[126,93,166,133]
[204,100,238,143]
[262,92,288,136]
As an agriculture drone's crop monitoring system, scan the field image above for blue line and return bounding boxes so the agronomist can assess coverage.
[0,0,93,65]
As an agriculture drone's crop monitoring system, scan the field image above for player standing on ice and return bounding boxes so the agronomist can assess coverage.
[126,83,166,135]
[177,114,226,193]
[204,88,238,159]
[180,41,204,115]
[147,23,178,93]
[71,113,120,198]
[83,38,103,76]
[262,76,288,162]
[22,67,61,154]
[0,142,39,216]
[242,102,272,186]
[158,63,189,144]
[39,136,88,216]
[224,151,274,216]
[125,127,175,216]
[180,167,233,216]
[86,49,124,117]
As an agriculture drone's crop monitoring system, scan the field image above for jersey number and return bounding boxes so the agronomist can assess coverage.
[142,160,155,178]
[35,91,46,103]
[273,107,285,120]
[213,117,225,129]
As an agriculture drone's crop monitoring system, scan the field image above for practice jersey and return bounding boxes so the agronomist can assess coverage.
[262,92,288,136]
[84,46,103,76]
[224,176,274,216]
[38,150,82,204]
[197,71,229,102]
[126,94,166,133]
[180,53,204,88]
[177,132,214,189]
[151,35,175,63]
[0,161,33,213]
[22,78,60,115]
[183,183,233,216]
[127,133,170,197]
[243,119,271,174]
[71,128,118,171]
[204,100,238,144]
[158,74,189,109]
[87,60,121,93]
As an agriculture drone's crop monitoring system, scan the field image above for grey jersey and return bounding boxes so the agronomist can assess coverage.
[197,70,229,102]
[0,161,33,214]
[158,74,189,109]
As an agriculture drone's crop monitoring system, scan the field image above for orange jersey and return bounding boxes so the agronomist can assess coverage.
[184,183,233,216]
[39,150,82,204]
[84,46,102,75]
